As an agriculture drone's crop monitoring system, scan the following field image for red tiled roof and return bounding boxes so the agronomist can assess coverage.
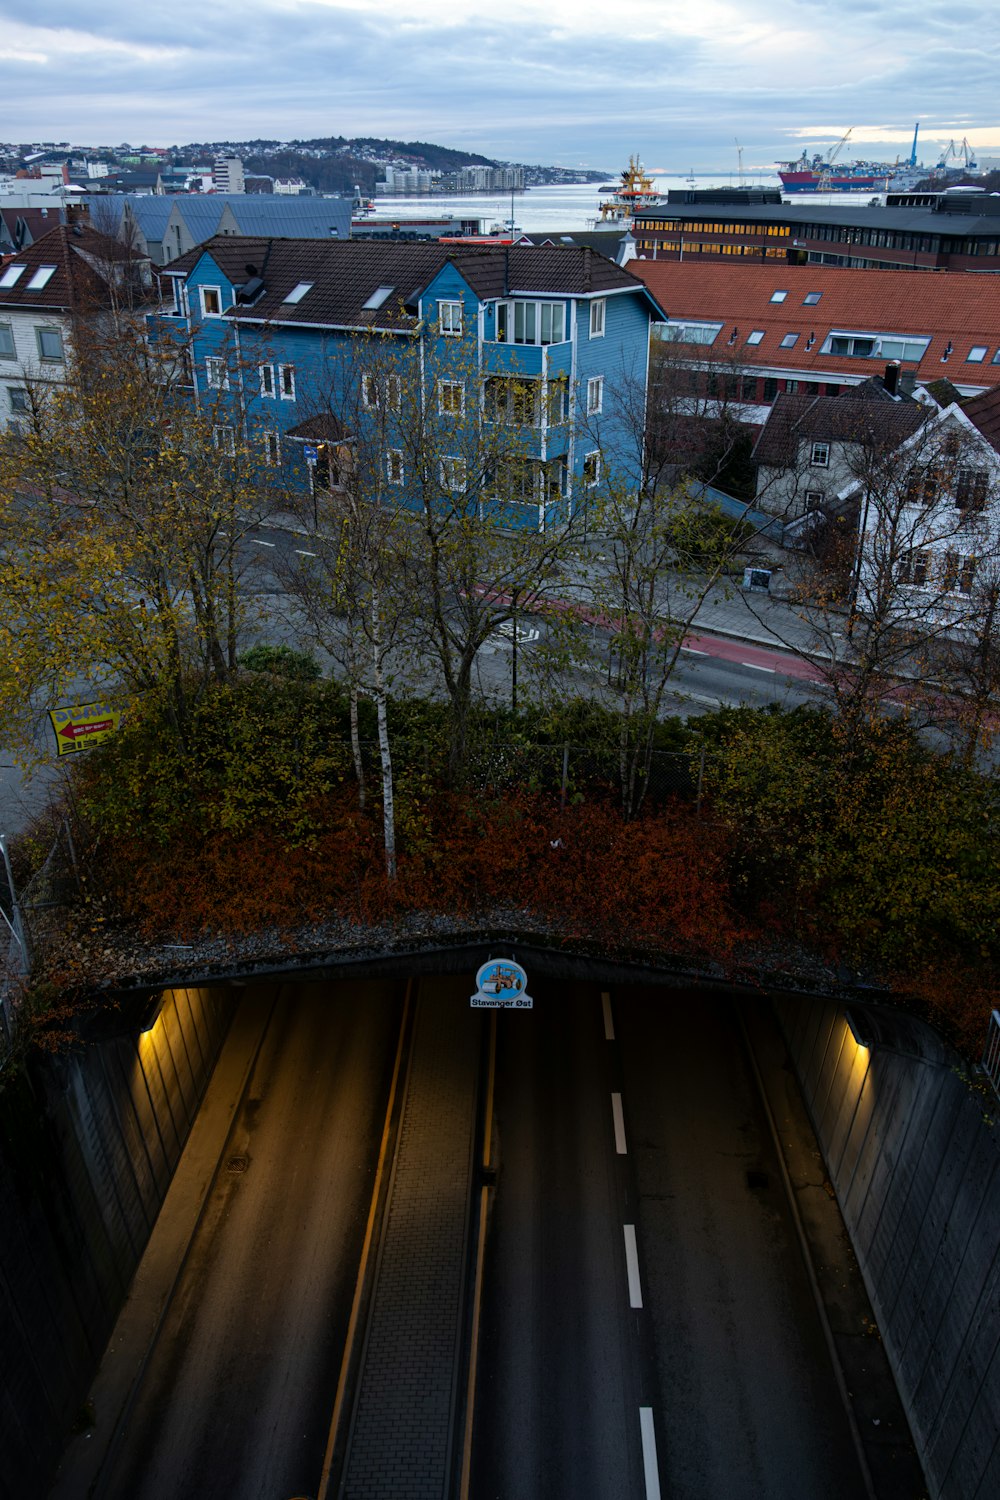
[629,259,1000,389]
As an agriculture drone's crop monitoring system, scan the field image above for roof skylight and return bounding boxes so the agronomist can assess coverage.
[803,291,822,305]
[0,265,26,289]
[363,285,396,311]
[27,265,57,291]
[283,281,314,304]
[770,290,788,303]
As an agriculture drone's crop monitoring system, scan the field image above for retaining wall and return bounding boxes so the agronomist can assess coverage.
[0,985,236,1500]
[774,993,1000,1500]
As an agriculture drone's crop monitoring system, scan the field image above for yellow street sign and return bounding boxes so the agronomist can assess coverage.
[49,701,123,756]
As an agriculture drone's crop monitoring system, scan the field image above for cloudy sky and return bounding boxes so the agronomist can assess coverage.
[4,0,1000,172]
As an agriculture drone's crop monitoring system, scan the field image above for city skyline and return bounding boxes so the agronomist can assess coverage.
[4,0,1000,172]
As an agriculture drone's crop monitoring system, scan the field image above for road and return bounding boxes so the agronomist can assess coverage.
[94,978,403,1500]
[471,983,867,1500]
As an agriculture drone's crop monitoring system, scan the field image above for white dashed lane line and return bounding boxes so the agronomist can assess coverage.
[623,1224,642,1308]
[251,539,276,547]
[640,1408,662,1500]
[680,646,708,655]
[295,549,317,557]
[742,662,775,673]
[611,1092,627,1155]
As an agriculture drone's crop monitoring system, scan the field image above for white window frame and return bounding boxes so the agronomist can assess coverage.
[205,356,228,391]
[438,379,465,416]
[213,424,236,456]
[279,363,295,400]
[494,300,566,347]
[589,298,606,338]
[362,372,400,411]
[810,441,830,468]
[259,363,275,398]
[438,300,463,337]
[36,326,64,363]
[263,430,280,465]
[804,489,825,507]
[440,455,467,491]
[587,376,604,416]
[583,450,601,488]
[0,322,15,360]
[200,285,223,318]
[387,449,405,485]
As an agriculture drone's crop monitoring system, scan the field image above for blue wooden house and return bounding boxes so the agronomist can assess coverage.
[156,237,666,527]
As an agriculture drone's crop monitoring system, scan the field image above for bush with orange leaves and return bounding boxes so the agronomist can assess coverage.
[103,786,744,960]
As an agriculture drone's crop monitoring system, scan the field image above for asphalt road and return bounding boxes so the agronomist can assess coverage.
[94,978,403,1500]
[471,984,867,1500]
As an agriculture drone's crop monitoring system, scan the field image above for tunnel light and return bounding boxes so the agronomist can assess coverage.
[844,1008,874,1051]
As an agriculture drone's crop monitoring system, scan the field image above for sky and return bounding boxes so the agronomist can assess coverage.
[4,0,1000,173]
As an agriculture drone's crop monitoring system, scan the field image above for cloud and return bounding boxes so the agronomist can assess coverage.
[1,0,999,168]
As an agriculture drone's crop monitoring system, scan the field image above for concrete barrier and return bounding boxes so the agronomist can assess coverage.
[0,985,236,1499]
[773,993,1000,1500]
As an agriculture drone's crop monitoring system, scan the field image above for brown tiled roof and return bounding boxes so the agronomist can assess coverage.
[629,259,1000,388]
[0,222,139,312]
[168,237,661,331]
[752,390,925,467]
[962,387,1000,454]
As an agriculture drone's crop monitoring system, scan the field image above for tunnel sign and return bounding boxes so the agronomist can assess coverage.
[49,701,123,756]
[471,958,533,1009]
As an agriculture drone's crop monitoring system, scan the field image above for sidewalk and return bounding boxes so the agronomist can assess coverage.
[741,1000,928,1500]
[48,985,277,1500]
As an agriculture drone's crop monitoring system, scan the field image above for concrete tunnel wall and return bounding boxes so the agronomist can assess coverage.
[0,984,237,1500]
[773,993,1000,1500]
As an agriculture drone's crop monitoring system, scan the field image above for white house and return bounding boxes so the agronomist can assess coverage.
[0,220,153,430]
[843,396,1000,636]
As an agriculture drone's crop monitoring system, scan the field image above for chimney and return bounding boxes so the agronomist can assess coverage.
[899,368,916,397]
[883,360,901,397]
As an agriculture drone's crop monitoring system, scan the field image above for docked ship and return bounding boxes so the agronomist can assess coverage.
[777,154,897,193]
[596,155,665,223]
[777,124,923,195]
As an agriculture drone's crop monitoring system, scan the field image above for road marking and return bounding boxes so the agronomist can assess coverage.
[295,549,317,557]
[624,1224,642,1307]
[681,646,708,655]
[611,1092,627,1154]
[251,538,276,547]
[742,662,776,673]
[601,991,615,1041]
[640,1408,662,1500]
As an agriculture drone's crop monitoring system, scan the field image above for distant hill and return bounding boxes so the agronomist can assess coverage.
[169,135,605,194]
